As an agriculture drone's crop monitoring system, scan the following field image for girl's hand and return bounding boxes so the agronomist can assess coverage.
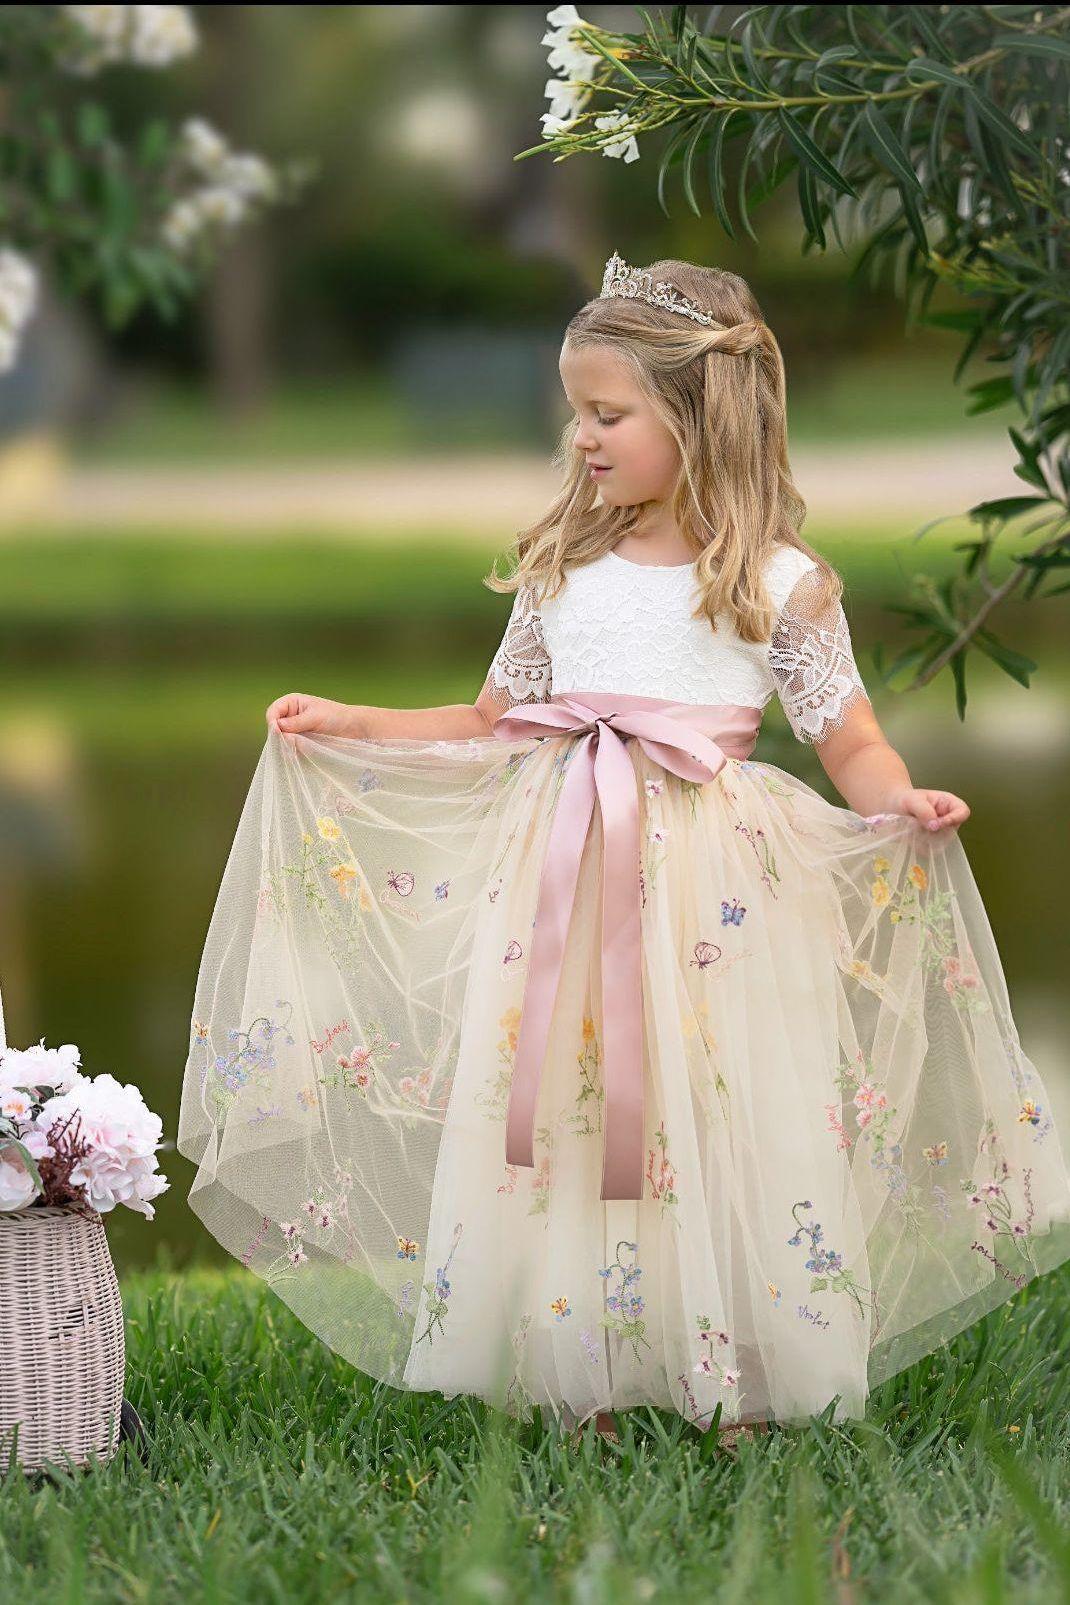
[265,693,360,739]
[890,786,970,832]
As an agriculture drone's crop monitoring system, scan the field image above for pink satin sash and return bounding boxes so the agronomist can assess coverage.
[491,690,763,1201]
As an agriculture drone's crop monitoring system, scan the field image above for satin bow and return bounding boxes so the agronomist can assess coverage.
[491,690,762,1201]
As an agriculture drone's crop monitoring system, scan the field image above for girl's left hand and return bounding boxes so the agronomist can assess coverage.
[891,787,970,832]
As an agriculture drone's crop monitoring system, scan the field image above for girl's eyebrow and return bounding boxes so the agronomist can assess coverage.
[563,394,627,409]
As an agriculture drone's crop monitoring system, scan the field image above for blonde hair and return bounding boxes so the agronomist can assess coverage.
[484,257,841,642]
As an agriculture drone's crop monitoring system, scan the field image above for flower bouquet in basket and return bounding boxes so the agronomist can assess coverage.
[0,1038,169,1476]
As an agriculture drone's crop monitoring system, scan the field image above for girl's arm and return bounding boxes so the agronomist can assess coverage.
[354,701,494,739]
[815,700,969,831]
[266,692,493,740]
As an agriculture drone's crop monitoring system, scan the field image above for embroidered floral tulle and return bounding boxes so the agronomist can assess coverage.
[178,723,1070,1431]
[769,568,872,743]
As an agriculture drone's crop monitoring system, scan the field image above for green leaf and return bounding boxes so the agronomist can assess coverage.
[76,101,110,147]
[973,630,1037,688]
[656,119,693,220]
[681,110,714,218]
[707,109,739,240]
[991,31,1070,66]
[861,101,922,192]
[949,648,967,721]
[46,146,77,204]
[967,495,1052,521]
[776,108,858,198]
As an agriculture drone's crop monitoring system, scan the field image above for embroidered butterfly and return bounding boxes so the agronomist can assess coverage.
[386,870,415,896]
[550,1296,572,1321]
[720,897,747,926]
[396,1236,420,1260]
[434,881,449,900]
[1018,1100,1043,1126]
[503,939,523,964]
[690,941,722,970]
[922,1141,949,1165]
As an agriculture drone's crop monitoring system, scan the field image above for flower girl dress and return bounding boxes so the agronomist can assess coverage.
[178,542,1070,1431]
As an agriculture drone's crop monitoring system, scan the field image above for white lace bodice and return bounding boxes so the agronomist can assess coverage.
[478,545,871,744]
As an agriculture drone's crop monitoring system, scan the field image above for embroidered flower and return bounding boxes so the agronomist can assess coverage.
[550,1295,571,1321]
[316,816,342,841]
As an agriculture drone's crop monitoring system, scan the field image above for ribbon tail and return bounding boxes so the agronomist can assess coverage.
[505,737,597,1170]
[594,728,645,1201]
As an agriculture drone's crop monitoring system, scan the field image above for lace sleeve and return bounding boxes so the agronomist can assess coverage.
[768,567,871,743]
[475,583,553,718]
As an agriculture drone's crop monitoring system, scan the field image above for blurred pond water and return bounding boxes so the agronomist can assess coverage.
[0,579,1065,1272]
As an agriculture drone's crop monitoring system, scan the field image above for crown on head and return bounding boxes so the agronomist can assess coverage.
[599,250,718,327]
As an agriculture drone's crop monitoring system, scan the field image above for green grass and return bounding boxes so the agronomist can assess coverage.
[2,1263,1070,1601]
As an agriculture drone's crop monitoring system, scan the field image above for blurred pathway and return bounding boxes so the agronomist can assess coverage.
[0,433,1019,537]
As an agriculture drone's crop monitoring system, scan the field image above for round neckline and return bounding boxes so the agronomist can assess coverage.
[605,547,697,572]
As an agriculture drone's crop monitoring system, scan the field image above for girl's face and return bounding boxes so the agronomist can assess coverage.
[559,341,680,508]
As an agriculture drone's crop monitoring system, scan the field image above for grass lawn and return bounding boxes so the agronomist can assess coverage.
[2,1263,1069,1601]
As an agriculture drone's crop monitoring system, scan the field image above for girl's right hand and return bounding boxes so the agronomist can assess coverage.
[265,693,360,739]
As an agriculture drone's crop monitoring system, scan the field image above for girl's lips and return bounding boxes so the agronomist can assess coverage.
[588,464,612,475]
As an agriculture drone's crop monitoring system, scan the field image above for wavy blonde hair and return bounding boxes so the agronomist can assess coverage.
[484,257,841,642]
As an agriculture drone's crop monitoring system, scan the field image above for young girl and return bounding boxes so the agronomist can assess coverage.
[178,253,1070,1452]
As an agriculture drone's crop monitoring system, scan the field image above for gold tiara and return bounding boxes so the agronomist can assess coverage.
[599,250,718,327]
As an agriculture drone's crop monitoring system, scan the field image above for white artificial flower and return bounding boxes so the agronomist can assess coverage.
[544,77,590,122]
[36,1071,170,1218]
[540,113,578,138]
[594,110,640,164]
[0,1145,40,1211]
[178,115,230,177]
[0,1091,33,1122]
[126,5,198,68]
[546,3,583,26]
[0,1039,82,1095]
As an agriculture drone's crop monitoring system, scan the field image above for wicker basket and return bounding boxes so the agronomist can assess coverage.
[0,1203,126,1474]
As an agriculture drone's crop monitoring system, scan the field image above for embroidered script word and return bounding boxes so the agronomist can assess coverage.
[311,1019,349,1055]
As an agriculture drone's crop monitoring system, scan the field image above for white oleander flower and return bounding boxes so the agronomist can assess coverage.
[59,5,197,75]
[127,4,198,68]
[541,4,600,130]
[594,110,640,164]
[178,115,230,176]
[0,245,39,371]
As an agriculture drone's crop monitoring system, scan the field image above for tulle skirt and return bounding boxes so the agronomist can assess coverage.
[177,716,1070,1431]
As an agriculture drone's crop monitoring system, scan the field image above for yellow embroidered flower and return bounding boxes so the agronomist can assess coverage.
[550,1296,571,1321]
[889,909,902,924]
[297,1085,318,1110]
[317,816,342,841]
[358,883,374,913]
[873,855,890,875]
[581,1015,596,1043]
[871,878,892,907]
[329,861,358,898]
[499,1004,523,1053]
[909,864,928,891]
[302,831,312,845]
[849,959,874,979]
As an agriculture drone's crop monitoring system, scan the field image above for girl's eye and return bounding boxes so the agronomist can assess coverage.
[597,415,620,427]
